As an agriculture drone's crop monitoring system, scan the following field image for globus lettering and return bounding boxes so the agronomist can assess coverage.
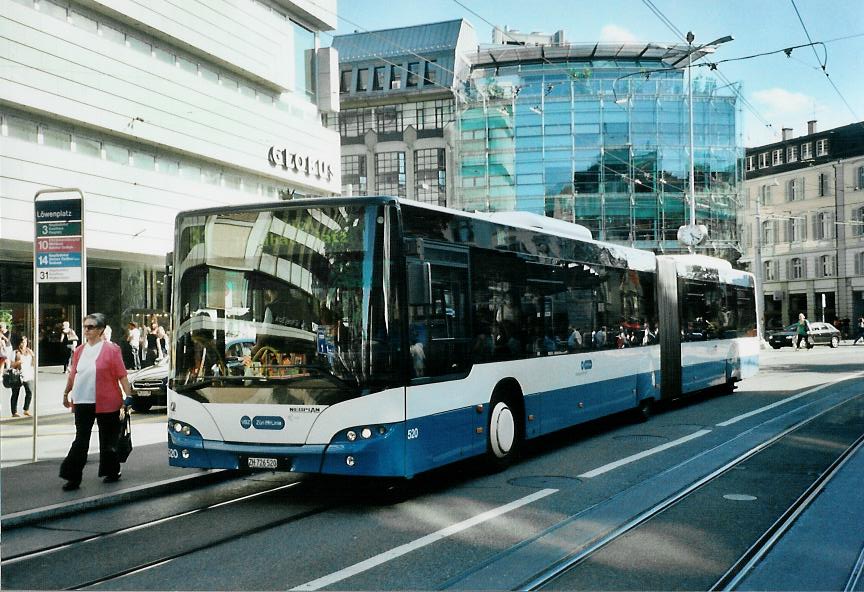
[166,196,759,479]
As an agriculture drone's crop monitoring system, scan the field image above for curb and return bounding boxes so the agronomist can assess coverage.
[1,469,235,529]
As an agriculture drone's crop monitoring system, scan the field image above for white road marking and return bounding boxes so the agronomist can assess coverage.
[290,488,558,591]
[717,372,864,427]
[578,430,713,478]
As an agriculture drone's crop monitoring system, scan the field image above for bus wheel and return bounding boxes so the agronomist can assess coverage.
[486,394,522,471]
[633,398,654,423]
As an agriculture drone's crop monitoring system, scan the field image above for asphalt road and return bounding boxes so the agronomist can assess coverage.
[2,345,863,591]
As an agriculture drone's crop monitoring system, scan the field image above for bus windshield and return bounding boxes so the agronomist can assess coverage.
[173,203,402,406]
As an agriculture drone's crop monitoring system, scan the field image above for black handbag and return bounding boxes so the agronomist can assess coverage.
[118,411,133,462]
[3,369,21,389]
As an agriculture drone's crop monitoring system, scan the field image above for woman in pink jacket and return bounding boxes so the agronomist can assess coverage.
[59,313,133,491]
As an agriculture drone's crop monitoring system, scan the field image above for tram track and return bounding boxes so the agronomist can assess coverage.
[712,432,864,591]
[0,480,302,565]
[522,393,864,591]
[0,479,336,591]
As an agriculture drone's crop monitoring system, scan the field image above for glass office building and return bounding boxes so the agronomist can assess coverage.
[456,43,743,254]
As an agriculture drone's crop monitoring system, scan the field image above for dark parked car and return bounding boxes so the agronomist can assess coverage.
[768,321,841,349]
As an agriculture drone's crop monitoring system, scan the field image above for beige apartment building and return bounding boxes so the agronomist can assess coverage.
[740,121,864,334]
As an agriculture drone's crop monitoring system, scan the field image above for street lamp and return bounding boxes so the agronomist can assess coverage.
[677,32,733,250]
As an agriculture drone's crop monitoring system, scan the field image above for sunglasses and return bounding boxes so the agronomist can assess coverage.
[83,324,99,330]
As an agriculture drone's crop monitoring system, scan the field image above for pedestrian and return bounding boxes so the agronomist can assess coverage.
[567,326,582,351]
[61,321,79,374]
[853,317,864,345]
[795,313,811,350]
[155,326,169,361]
[146,318,160,365]
[59,313,133,491]
[127,322,141,370]
[10,336,35,417]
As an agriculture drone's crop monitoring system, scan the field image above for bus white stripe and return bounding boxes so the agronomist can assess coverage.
[716,371,864,427]
[578,429,712,478]
[290,488,558,591]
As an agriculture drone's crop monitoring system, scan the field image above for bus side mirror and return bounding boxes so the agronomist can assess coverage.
[407,260,432,305]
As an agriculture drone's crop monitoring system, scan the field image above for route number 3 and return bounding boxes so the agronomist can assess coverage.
[407,427,419,440]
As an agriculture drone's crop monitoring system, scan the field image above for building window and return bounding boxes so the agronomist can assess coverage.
[340,70,351,93]
[858,166,864,190]
[376,105,402,133]
[853,207,864,236]
[786,179,803,201]
[356,68,369,92]
[372,66,386,91]
[424,60,438,86]
[291,20,317,102]
[758,152,768,168]
[816,138,828,156]
[772,149,783,166]
[341,154,367,196]
[759,184,773,205]
[790,257,803,280]
[746,155,755,171]
[801,142,812,159]
[764,260,776,281]
[375,152,406,197]
[762,220,774,244]
[786,145,798,163]
[788,216,806,242]
[816,212,833,240]
[855,251,864,275]
[818,172,830,197]
[406,62,420,87]
[389,66,401,89]
[415,148,446,206]
[819,255,834,277]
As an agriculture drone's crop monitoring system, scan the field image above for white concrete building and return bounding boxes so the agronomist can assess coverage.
[0,0,340,362]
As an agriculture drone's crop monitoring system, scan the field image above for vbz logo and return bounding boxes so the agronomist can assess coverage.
[580,359,593,371]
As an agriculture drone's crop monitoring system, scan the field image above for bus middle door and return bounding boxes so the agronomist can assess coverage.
[405,241,473,473]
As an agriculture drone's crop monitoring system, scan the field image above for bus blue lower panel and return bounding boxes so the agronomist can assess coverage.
[168,423,407,477]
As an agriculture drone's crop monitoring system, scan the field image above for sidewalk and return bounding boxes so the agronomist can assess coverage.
[1,366,228,529]
[0,442,231,528]
[1,365,70,420]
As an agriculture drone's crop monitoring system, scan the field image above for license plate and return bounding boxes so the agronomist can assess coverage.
[136,390,152,397]
[247,457,278,469]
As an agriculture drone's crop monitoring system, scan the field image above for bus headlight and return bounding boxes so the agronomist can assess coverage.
[346,430,357,441]
[346,456,356,467]
[361,428,372,439]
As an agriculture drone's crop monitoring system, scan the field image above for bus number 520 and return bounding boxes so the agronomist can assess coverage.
[407,428,419,440]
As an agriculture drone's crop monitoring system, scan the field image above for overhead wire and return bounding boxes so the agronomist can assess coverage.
[789,0,862,126]
[638,0,778,138]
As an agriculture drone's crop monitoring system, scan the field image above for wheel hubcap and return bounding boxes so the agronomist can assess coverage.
[490,403,515,458]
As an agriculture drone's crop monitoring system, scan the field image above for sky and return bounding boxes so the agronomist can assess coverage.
[329,0,864,147]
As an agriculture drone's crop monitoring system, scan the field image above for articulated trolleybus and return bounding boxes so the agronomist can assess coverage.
[168,196,758,477]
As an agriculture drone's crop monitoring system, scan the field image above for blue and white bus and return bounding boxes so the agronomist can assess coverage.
[167,196,758,477]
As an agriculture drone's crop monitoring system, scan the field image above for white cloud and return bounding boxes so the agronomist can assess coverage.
[599,24,637,43]
[745,87,827,147]
[750,88,814,116]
